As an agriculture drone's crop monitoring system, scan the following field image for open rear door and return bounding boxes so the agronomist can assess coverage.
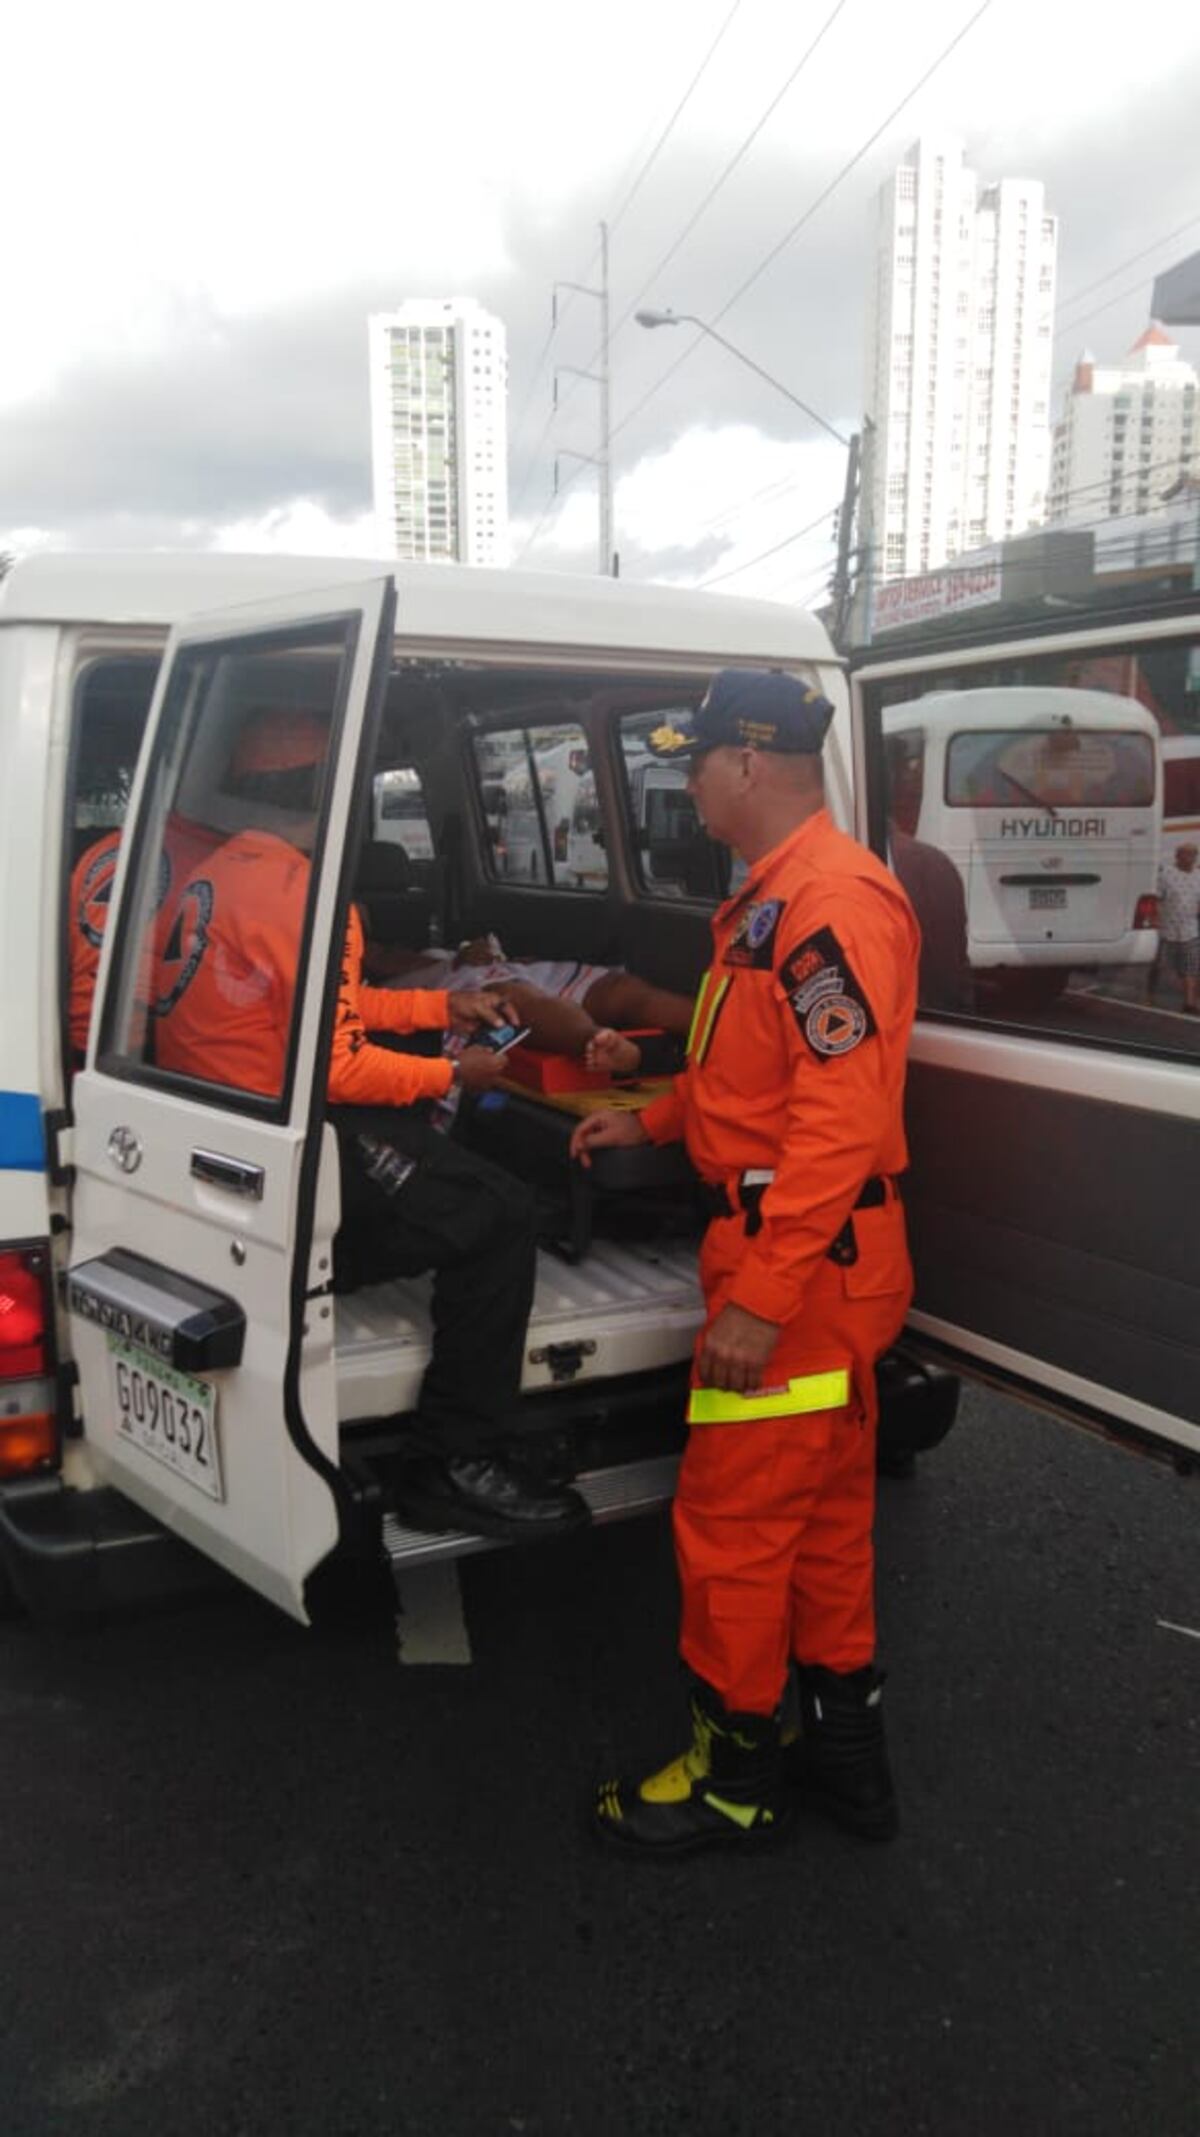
[67,576,395,1618]
[853,613,1200,1468]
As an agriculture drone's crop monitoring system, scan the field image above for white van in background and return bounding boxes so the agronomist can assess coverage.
[882,687,1161,999]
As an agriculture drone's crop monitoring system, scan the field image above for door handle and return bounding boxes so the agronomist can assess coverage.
[190,1148,265,1200]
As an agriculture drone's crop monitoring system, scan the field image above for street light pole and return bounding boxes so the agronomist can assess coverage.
[634,309,851,449]
[635,307,860,639]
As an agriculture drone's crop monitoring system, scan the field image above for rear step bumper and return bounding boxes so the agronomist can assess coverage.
[381,1452,682,1571]
[0,1476,229,1618]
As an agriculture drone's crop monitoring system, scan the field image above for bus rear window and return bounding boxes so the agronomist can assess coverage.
[945,729,1156,809]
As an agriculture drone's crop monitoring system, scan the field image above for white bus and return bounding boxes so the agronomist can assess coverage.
[882,687,1161,996]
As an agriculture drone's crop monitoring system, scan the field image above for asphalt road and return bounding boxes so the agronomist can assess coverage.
[1,1383,1197,2137]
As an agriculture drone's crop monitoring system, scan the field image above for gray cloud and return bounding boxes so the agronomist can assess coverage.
[4,68,1199,557]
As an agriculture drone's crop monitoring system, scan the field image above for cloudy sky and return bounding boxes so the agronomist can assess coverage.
[5,0,1200,601]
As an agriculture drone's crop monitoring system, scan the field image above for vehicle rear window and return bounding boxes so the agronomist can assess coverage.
[945,729,1155,809]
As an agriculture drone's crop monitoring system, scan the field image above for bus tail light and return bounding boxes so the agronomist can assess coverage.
[0,1246,58,1478]
[1133,893,1159,931]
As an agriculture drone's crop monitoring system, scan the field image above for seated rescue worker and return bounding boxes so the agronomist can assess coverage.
[67,829,123,1058]
[153,707,589,1541]
[377,937,694,1076]
[67,813,226,1063]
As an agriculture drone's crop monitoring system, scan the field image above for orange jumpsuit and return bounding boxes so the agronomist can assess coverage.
[68,831,123,1056]
[154,829,453,1103]
[638,808,920,1714]
[67,816,226,1061]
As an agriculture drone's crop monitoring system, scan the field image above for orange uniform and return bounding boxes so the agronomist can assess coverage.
[67,816,225,1061]
[154,829,454,1105]
[67,831,123,1056]
[639,808,920,1714]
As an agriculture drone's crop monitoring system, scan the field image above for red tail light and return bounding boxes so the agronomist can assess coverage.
[1133,893,1159,931]
[0,1245,57,1478]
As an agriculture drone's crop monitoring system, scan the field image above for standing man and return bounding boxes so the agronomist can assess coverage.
[1154,841,1200,1015]
[572,670,920,1855]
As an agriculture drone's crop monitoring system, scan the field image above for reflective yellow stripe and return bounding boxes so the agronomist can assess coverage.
[687,972,731,1064]
[684,975,712,1056]
[687,1369,851,1424]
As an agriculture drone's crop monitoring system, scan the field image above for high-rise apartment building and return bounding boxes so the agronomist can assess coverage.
[863,138,1057,581]
[367,298,508,566]
[1048,326,1197,525]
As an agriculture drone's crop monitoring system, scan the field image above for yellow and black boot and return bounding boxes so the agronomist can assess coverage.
[782,1663,899,1842]
[594,1680,792,1855]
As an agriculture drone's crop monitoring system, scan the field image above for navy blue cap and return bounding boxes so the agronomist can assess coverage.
[645,669,835,761]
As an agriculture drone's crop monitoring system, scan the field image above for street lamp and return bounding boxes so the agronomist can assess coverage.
[634,306,862,640]
[634,308,850,448]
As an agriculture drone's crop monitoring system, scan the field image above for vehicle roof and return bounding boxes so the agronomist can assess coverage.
[881,686,1158,731]
[0,551,836,667]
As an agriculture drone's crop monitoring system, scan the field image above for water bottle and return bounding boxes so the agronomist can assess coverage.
[356,1133,416,1197]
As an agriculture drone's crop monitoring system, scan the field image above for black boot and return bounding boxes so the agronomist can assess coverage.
[594,1679,792,1856]
[783,1664,898,1842]
[395,1453,590,1541]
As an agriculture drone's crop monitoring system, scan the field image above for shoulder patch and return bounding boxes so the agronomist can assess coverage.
[778,926,877,1063]
[155,878,214,1017]
[722,897,785,969]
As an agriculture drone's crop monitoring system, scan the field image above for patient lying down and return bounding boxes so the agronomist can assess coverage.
[378,937,693,1076]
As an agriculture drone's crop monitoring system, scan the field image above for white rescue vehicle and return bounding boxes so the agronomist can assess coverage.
[0,555,1194,1626]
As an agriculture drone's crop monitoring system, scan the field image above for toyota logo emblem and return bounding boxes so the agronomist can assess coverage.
[107,1126,143,1174]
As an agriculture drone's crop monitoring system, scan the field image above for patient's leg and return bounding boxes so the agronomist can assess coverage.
[482,980,641,1076]
[580,971,695,1035]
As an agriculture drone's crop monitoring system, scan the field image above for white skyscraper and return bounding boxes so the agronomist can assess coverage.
[367,298,509,566]
[863,138,1057,581]
[1048,326,1197,525]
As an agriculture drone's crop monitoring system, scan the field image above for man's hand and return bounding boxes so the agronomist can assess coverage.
[569,1108,650,1167]
[455,1046,510,1095]
[447,989,516,1036]
[696,1303,780,1394]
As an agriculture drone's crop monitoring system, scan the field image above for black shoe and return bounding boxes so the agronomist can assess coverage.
[782,1664,899,1842]
[396,1454,591,1541]
[594,1680,792,1857]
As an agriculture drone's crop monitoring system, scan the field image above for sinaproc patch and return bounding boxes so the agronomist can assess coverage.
[723,896,785,969]
[778,926,877,1062]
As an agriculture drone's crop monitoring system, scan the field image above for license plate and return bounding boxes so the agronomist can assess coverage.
[108,1337,223,1503]
[1028,885,1067,910]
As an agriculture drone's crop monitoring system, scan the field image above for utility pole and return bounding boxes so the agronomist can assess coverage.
[848,417,877,650]
[830,430,861,649]
[552,221,615,576]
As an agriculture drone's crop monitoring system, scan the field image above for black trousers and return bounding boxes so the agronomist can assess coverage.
[328,1106,538,1458]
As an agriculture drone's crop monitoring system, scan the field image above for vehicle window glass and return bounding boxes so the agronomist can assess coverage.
[70,658,161,841]
[98,619,359,1113]
[472,721,607,890]
[865,633,1200,1055]
[944,729,1155,809]
[618,707,727,901]
[372,766,433,860]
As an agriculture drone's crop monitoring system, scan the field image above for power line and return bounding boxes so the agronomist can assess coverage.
[508,2,745,524]
[1055,266,1200,349]
[1055,208,1200,325]
[602,0,852,360]
[519,0,996,566]
[698,500,842,587]
[607,0,745,241]
[608,0,995,456]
